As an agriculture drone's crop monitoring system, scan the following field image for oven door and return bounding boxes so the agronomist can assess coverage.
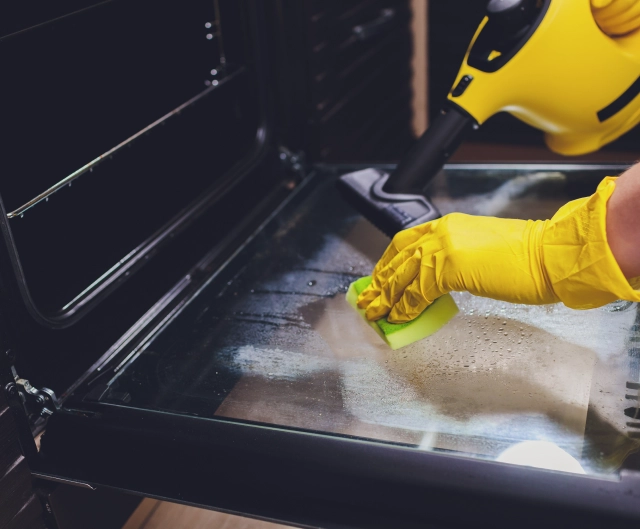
[39,162,640,529]
[5,1,640,528]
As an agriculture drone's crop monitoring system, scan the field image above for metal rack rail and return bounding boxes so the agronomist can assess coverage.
[7,67,243,220]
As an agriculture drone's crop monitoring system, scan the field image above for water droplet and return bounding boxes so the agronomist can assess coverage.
[308,280,317,287]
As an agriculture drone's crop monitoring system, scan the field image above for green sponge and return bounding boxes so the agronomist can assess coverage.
[346,276,459,350]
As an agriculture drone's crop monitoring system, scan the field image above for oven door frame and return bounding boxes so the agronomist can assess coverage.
[37,388,640,529]
[34,162,640,529]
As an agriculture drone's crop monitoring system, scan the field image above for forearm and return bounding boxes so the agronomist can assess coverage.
[606,162,640,278]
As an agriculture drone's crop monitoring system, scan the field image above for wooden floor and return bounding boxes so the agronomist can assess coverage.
[122,499,296,529]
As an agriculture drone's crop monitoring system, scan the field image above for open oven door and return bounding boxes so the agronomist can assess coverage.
[34,160,640,529]
[3,1,640,528]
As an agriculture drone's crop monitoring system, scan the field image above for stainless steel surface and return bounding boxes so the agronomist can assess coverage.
[7,68,244,220]
[31,473,96,490]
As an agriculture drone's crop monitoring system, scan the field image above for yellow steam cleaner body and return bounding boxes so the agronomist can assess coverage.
[450,0,640,155]
[338,0,640,236]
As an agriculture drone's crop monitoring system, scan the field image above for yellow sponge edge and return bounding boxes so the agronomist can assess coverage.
[345,276,459,350]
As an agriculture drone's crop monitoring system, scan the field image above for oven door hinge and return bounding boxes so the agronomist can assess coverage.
[7,366,60,419]
[279,146,307,183]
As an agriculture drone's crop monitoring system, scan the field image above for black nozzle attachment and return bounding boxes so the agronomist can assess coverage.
[337,105,475,237]
[383,105,476,195]
[337,104,476,236]
[337,168,441,237]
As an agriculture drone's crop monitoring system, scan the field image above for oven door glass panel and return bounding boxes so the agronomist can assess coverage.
[91,165,640,478]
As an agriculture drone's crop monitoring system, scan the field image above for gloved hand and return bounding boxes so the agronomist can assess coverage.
[592,0,640,36]
[357,177,640,323]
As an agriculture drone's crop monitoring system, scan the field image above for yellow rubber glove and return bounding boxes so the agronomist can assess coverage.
[592,0,640,36]
[357,177,640,323]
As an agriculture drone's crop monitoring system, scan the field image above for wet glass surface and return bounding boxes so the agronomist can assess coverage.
[98,166,640,477]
